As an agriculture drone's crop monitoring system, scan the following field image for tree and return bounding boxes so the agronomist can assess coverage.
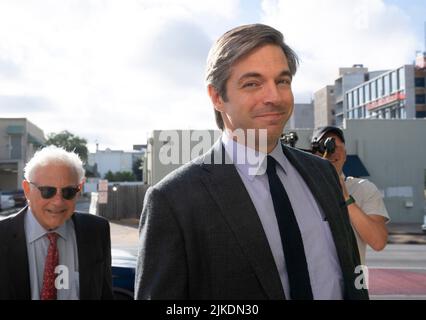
[85,163,99,178]
[104,171,136,182]
[104,170,115,181]
[45,130,88,163]
[132,157,144,181]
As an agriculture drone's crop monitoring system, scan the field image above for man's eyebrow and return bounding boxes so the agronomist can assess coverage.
[238,72,262,82]
[238,70,293,82]
[278,70,293,78]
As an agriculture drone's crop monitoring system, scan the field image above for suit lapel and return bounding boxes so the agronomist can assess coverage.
[199,141,285,299]
[7,208,31,299]
[72,213,94,300]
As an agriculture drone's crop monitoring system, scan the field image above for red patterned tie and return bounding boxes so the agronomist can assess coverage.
[41,232,59,300]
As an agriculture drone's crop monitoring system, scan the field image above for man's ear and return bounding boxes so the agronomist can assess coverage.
[22,180,30,199]
[78,178,86,195]
[207,85,224,112]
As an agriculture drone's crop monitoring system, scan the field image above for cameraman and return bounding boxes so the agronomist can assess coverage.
[311,126,389,265]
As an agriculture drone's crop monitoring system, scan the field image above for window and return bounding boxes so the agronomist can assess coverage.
[415,77,425,87]
[401,107,406,119]
[371,81,377,100]
[385,109,390,119]
[398,68,405,89]
[354,90,358,107]
[416,94,426,104]
[384,75,390,96]
[416,111,426,118]
[10,135,22,159]
[378,78,384,97]
[391,72,398,92]
[359,87,364,105]
[391,107,396,118]
[348,92,353,109]
[365,83,370,102]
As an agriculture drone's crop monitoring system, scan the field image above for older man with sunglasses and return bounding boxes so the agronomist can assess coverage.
[0,146,113,300]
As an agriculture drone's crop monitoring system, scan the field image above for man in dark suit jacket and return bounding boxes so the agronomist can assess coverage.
[135,24,368,300]
[0,146,113,300]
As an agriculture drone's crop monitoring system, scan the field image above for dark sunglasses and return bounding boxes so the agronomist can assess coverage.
[29,182,81,200]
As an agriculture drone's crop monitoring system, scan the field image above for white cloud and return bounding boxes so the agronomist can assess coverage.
[261,0,418,101]
[0,0,421,151]
[0,0,239,151]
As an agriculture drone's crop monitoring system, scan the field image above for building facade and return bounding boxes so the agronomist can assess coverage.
[345,63,426,121]
[314,60,426,127]
[0,118,45,191]
[334,65,375,126]
[88,148,145,179]
[314,85,335,128]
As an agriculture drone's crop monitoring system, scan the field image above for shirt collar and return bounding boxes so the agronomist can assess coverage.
[25,207,68,243]
[267,141,288,175]
[221,132,288,181]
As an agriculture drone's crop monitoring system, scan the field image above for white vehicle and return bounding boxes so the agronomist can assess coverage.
[422,216,426,233]
[0,195,15,211]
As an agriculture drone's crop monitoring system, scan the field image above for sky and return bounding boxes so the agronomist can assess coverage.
[0,0,425,152]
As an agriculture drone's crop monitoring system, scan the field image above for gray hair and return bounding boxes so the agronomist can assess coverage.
[205,24,299,130]
[24,145,85,183]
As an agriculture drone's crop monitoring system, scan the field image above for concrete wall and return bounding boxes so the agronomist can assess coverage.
[314,86,335,128]
[146,130,221,185]
[344,119,426,223]
[404,65,416,118]
[288,103,314,129]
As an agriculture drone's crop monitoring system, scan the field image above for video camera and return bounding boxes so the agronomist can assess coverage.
[280,132,298,148]
[281,131,337,156]
[311,136,336,156]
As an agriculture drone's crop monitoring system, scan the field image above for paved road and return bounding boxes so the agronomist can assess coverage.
[367,244,426,269]
[110,220,139,256]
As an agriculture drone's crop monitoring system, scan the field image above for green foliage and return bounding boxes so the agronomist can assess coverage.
[132,157,144,181]
[46,130,88,163]
[104,170,136,182]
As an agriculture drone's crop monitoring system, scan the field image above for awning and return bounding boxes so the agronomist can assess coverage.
[6,125,24,135]
[343,155,370,177]
[27,133,45,147]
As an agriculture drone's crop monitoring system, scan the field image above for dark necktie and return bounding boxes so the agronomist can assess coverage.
[266,155,313,300]
[41,232,59,300]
